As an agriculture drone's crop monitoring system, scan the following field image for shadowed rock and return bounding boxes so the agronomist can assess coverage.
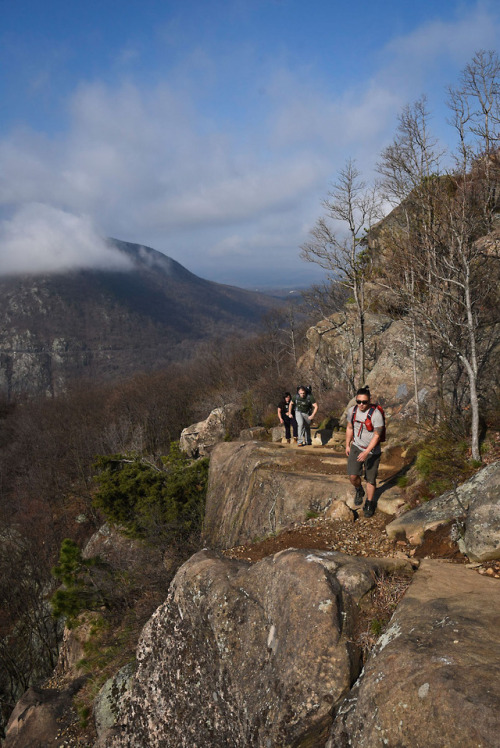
[3,678,87,748]
[202,442,353,547]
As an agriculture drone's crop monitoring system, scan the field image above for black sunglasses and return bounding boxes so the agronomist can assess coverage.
[356,399,369,405]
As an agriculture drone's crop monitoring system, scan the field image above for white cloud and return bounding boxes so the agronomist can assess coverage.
[0,203,131,275]
[208,234,249,258]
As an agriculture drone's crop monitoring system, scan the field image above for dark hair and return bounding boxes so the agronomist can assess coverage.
[284,392,291,398]
[356,386,370,398]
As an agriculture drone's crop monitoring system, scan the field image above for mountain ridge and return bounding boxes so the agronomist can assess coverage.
[0,239,282,398]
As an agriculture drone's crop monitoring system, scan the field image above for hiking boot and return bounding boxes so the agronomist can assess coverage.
[354,486,365,506]
[363,500,376,518]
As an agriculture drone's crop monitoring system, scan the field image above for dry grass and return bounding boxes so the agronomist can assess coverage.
[355,571,412,655]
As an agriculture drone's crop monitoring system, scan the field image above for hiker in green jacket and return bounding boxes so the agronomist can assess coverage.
[289,386,318,446]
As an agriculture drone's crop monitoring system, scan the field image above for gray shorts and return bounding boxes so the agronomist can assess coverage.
[347,444,381,485]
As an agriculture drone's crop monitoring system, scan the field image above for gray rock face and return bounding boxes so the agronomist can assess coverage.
[463,462,500,561]
[202,442,353,547]
[301,311,435,414]
[386,462,500,556]
[238,426,268,441]
[94,662,136,746]
[328,560,500,748]
[104,549,413,748]
[179,404,238,457]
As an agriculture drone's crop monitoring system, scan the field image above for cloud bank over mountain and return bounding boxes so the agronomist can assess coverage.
[0,204,131,275]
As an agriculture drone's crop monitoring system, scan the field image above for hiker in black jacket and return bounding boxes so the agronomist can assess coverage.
[277,392,298,443]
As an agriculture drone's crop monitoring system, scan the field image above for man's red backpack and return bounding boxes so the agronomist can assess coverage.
[351,403,386,442]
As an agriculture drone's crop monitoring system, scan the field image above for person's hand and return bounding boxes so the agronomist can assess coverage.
[345,444,351,456]
[279,419,284,424]
[357,449,369,462]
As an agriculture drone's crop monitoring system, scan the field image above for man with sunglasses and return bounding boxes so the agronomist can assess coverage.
[345,387,383,517]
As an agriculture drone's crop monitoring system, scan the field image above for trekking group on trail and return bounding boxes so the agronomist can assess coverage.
[278,384,385,518]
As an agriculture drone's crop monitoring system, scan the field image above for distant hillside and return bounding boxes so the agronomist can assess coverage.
[0,240,282,397]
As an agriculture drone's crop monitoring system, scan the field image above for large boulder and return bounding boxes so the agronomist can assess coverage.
[386,462,500,557]
[3,678,87,748]
[179,404,238,457]
[463,461,500,561]
[202,442,352,548]
[328,560,500,748]
[101,549,413,748]
[203,441,402,549]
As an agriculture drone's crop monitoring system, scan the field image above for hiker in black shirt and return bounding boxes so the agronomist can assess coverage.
[278,392,298,443]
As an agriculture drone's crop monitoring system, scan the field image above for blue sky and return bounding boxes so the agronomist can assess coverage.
[0,0,499,286]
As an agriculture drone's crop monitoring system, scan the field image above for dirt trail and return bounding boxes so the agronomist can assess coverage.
[223,443,500,576]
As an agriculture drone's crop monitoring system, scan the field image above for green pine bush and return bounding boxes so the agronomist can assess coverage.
[51,538,107,627]
[92,442,209,546]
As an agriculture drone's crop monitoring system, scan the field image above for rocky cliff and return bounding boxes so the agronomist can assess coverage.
[300,310,436,420]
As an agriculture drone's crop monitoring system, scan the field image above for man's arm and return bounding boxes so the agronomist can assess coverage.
[310,401,318,420]
[278,406,284,424]
[345,421,354,456]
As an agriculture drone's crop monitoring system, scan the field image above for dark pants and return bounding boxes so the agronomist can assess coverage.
[283,414,298,440]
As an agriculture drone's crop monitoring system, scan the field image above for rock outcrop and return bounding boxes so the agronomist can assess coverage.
[94,663,136,746]
[301,311,436,418]
[328,560,500,748]
[202,441,401,548]
[99,549,413,748]
[386,461,500,560]
[3,678,87,748]
[179,404,238,457]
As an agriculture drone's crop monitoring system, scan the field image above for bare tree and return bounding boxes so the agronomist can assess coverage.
[301,159,382,386]
[377,56,500,460]
[377,97,445,422]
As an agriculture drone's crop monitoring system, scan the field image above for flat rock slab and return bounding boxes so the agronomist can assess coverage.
[203,442,397,548]
[328,560,500,748]
[103,549,413,748]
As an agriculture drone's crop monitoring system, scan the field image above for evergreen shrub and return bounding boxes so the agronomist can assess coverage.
[92,443,209,546]
[51,539,108,627]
